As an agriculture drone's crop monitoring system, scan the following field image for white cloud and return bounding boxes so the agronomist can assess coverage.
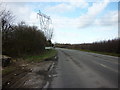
[3,0,119,2]
[6,3,39,26]
[77,0,110,28]
[51,15,77,29]
[45,0,88,14]
[69,1,88,8]
[5,0,111,30]
[95,11,118,26]
[49,0,110,30]
[46,3,73,13]
[2,1,118,44]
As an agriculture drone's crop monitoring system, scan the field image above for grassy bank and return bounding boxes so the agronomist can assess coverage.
[2,49,57,75]
[76,49,120,57]
[24,49,57,62]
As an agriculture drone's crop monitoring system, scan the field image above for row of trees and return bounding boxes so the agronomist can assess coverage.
[1,5,53,57]
[56,38,120,54]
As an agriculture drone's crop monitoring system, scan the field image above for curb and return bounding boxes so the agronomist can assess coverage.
[42,52,58,89]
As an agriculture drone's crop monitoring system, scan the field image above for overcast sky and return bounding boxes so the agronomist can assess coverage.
[4,0,119,44]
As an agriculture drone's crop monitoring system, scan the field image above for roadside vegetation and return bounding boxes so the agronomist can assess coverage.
[2,49,57,76]
[55,38,120,57]
[76,49,120,57]
[1,5,54,58]
[0,3,56,76]
[24,49,57,62]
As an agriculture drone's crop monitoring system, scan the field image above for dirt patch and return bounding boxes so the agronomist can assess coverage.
[2,59,54,89]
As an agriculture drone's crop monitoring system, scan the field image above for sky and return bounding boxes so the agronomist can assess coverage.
[2,0,119,44]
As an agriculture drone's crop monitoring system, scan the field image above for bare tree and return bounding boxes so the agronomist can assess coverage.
[1,10,15,42]
[0,4,15,55]
[0,2,5,17]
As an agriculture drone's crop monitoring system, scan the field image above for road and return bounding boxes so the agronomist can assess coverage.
[50,48,118,88]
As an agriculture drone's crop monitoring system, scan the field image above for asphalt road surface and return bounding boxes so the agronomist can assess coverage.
[50,48,118,88]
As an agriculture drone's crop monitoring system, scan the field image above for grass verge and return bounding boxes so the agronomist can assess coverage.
[77,49,120,57]
[65,47,119,57]
[2,49,57,75]
[24,49,57,62]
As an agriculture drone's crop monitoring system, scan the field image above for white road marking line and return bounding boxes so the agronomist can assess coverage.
[100,64,118,73]
[100,64,107,67]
